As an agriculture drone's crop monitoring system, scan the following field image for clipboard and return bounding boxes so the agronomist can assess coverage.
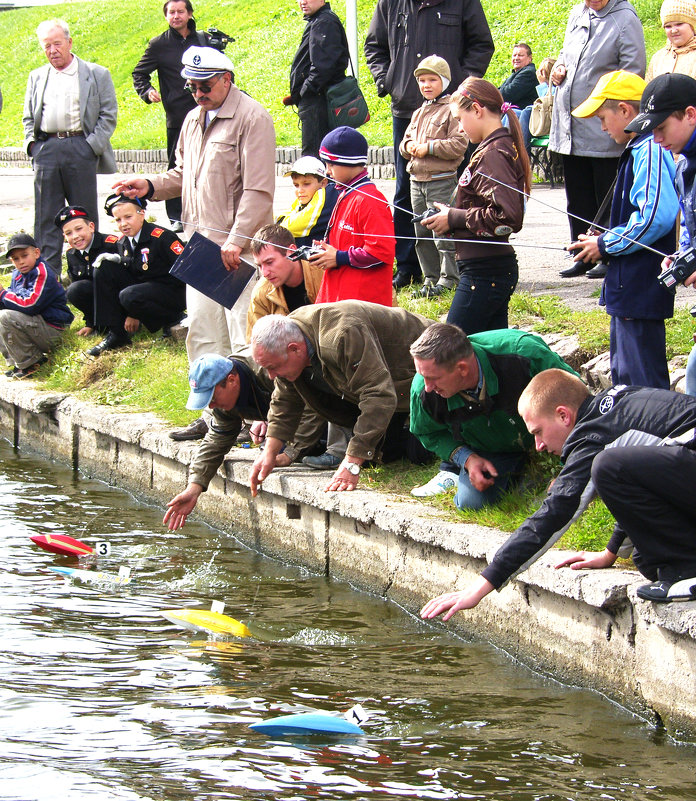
[170,231,256,309]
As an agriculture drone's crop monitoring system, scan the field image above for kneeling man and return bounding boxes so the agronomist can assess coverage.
[409,324,577,508]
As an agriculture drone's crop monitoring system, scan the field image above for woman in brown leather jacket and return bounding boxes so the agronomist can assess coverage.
[424,78,531,335]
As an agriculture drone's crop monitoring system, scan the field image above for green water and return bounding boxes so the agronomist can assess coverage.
[0,440,694,800]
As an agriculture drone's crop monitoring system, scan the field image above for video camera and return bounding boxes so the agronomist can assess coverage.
[288,245,325,261]
[658,247,696,293]
[207,27,234,52]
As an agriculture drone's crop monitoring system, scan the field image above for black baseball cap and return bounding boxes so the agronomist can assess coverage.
[54,205,92,229]
[5,233,38,258]
[104,193,147,217]
[626,73,696,134]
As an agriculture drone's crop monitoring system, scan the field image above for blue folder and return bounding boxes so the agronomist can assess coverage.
[170,231,256,309]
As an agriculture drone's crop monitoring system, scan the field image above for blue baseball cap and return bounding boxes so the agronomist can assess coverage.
[186,354,235,410]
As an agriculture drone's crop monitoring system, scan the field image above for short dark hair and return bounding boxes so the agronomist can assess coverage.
[513,42,532,57]
[250,224,295,257]
[409,323,474,367]
[163,0,194,16]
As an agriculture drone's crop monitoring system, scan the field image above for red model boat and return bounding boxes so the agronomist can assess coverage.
[30,534,94,557]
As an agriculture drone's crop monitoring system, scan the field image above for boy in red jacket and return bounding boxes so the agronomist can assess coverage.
[311,126,395,306]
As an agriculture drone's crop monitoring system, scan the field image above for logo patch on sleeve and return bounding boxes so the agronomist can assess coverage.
[171,241,184,255]
[151,227,164,238]
[104,234,119,243]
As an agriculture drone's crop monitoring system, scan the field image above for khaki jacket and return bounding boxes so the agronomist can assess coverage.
[265,302,433,460]
[246,259,324,341]
[149,83,275,252]
[399,94,468,181]
[646,40,696,82]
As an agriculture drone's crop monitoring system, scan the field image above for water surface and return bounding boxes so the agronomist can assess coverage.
[0,441,694,800]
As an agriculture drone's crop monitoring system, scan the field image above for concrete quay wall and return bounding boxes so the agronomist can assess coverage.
[1,379,695,739]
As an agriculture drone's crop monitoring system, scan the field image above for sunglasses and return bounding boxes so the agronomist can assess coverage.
[184,75,223,95]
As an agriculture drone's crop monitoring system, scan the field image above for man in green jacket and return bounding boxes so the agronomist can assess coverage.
[249,301,433,495]
[409,323,578,509]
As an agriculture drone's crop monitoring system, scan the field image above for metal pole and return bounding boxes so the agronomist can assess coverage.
[345,0,358,79]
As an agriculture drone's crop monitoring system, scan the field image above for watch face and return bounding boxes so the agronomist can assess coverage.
[344,462,360,475]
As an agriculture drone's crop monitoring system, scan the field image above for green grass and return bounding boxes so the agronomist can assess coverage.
[0,0,668,150]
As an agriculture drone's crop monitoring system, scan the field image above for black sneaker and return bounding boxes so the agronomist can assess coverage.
[636,579,673,602]
[169,417,209,441]
[13,356,48,379]
[4,366,19,377]
[87,331,131,357]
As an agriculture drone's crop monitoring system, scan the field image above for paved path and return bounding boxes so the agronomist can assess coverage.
[1,166,692,312]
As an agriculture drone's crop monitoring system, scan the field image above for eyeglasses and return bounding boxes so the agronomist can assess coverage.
[184,75,223,95]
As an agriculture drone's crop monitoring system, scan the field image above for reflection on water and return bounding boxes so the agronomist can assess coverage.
[0,440,694,800]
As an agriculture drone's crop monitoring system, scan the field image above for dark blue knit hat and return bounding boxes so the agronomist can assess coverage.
[319,126,368,166]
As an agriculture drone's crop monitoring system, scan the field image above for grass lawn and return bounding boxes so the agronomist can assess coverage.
[0,0,666,150]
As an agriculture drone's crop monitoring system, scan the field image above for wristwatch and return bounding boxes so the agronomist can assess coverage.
[341,460,360,476]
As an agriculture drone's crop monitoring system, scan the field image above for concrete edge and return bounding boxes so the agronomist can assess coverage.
[1,376,695,739]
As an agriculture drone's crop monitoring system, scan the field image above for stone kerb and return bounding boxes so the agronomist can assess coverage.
[0,377,695,739]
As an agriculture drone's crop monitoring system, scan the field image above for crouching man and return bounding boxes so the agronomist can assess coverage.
[249,301,433,494]
[163,352,316,530]
[421,369,696,614]
[409,323,577,508]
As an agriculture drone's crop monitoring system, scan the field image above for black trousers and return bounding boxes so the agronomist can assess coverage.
[392,115,420,279]
[165,126,183,225]
[591,445,696,580]
[561,154,620,241]
[93,261,186,333]
[298,94,331,158]
[66,279,95,328]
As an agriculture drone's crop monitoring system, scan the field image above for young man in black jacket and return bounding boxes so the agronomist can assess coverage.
[421,369,696,615]
[132,0,210,228]
[287,0,349,157]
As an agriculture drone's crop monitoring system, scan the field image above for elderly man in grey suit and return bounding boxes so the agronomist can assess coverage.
[23,19,117,275]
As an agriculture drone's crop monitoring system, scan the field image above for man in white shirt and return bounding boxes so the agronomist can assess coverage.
[23,19,117,275]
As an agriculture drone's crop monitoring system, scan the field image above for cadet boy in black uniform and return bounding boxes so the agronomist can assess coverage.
[55,205,119,337]
[88,194,186,356]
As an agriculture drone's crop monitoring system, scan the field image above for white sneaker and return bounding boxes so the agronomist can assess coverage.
[411,470,459,497]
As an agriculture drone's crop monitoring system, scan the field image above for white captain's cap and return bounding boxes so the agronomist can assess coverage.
[181,46,234,80]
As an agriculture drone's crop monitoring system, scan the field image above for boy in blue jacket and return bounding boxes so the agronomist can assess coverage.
[0,233,73,379]
[568,71,679,389]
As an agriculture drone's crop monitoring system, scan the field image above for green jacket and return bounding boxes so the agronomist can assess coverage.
[266,301,433,461]
[410,329,578,463]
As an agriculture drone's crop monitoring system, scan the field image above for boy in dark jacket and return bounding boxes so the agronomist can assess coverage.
[55,205,119,337]
[0,233,74,379]
[569,70,679,389]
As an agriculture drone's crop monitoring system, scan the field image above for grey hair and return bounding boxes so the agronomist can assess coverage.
[250,315,303,356]
[37,19,71,40]
[409,322,473,367]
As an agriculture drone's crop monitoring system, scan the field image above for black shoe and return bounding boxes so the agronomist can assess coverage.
[393,271,414,289]
[169,417,208,441]
[586,263,608,279]
[162,315,185,338]
[13,356,48,379]
[420,284,447,298]
[87,331,131,357]
[4,366,19,377]
[559,262,591,278]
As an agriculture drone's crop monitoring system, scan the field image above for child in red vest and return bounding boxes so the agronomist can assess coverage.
[310,127,395,306]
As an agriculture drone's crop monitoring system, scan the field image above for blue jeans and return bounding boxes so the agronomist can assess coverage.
[442,451,527,510]
[447,258,518,335]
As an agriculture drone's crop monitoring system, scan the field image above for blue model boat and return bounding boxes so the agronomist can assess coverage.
[250,712,365,737]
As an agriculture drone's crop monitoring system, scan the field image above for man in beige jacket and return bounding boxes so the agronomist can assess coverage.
[113,46,275,440]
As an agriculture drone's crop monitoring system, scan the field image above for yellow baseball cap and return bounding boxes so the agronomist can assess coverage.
[572,70,647,118]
